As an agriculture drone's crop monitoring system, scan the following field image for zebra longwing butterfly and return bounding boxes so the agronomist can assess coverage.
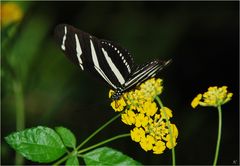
[54,24,171,100]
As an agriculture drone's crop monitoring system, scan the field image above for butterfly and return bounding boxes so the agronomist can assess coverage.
[54,24,171,100]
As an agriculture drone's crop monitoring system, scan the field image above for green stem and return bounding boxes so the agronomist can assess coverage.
[78,133,130,154]
[53,133,130,165]
[155,96,176,166]
[13,81,25,165]
[76,113,121,150]
[213,106,222,166]
[53,113,121,165]
[52,150,76,166]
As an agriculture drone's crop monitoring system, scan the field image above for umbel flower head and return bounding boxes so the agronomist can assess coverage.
[191,86,233,108]
[109,78,178,154]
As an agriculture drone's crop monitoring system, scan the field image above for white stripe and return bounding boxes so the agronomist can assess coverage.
[147,68,159,77]
[94,66,117,89]
[90,39,117,89]
[125,65,159,87]
[75,34,84,70]
[102,48,125,85]
[61,26,67,50]
[90,39,100,67]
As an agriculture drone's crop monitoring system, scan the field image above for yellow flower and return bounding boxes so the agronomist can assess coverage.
[191,94,202,108]
[191,86,233,108]
[109,78,178,154]
[140,135,155,151]
[138,101,158,116]
[171,124,179,138]
[139,78,163,101]
[166,134,177,149]
[153,141,166,154]
[121,110,136,125]
[160,107,173,119]
[125,90,145,110]
[130,127,145,142]
[135,113,149,127]
[165,124,178,149]
[109,90,126,112]
[1,2,23,26]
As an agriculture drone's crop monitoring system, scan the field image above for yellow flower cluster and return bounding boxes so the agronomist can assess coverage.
[109,78,178,154]
[1,3,23,26]
[191,86,233,108]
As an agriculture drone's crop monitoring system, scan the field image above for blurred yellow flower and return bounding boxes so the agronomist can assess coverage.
[191,86,233,108]
[1,2,23,26]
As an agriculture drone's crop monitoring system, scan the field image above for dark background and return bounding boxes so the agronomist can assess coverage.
[1,1,239,165]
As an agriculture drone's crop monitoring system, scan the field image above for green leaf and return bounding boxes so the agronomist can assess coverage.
[66,155,79,166]
[55,126,76,148]
[83,147,141,165]
[5,126,66,163]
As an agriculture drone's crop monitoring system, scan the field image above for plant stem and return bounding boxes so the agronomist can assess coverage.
[53,113,121,165]
[52,150,75,166]
[78,133,130,154]
[213,106,222,166]
[13,81,25,165]
[155,96,176,166]
[76,113,121,151]
[53,133,129,165]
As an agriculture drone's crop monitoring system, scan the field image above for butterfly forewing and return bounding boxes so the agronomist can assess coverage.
[54,24,135,89]
[55,24,85,68]
[100,40,135,78]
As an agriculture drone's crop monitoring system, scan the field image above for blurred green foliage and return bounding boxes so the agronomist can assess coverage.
[1,1,239,165]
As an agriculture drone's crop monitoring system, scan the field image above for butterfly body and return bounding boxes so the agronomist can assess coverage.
[54,24,171,100]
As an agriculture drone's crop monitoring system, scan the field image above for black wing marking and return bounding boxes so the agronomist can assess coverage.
[54,24,135,89]
[100,40,135,78]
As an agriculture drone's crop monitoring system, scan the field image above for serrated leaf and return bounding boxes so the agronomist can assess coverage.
[5,126,66,163]
[55,126,76,148]
[83,147,141,165]
[66,155,79,166]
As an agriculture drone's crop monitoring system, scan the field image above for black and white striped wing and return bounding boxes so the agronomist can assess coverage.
[54,24,135,90]
[123,60,171,91]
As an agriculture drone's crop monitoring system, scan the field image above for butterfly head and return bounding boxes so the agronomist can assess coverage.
[110,88,124,100]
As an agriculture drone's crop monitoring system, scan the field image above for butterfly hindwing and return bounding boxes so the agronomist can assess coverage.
[123,60,171,91]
